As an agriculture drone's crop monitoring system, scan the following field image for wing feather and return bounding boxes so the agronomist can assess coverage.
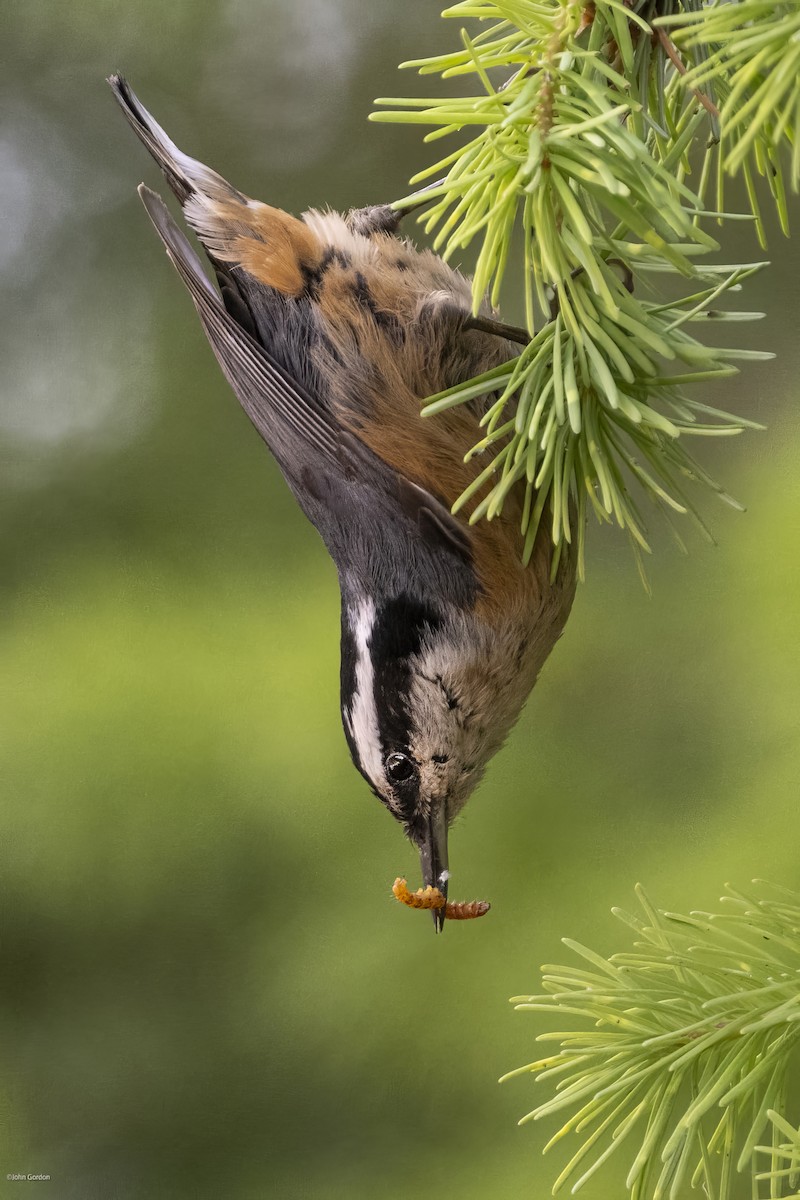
[138,185,341,466]
[137,185,472,567]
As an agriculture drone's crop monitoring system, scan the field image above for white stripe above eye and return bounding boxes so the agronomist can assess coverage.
[346,597,385,791]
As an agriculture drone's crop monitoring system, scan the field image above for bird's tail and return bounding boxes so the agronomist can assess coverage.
[108,74,325,295]
[107,74,245,209]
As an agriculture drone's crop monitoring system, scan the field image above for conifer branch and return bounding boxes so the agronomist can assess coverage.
[503,881,800,1199]
[372,1,795,580]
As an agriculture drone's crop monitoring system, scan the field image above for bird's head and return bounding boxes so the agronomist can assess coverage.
[340,594,538,930]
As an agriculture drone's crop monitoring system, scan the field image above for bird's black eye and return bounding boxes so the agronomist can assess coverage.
[385,752,416,785]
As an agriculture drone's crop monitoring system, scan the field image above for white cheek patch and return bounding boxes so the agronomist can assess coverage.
[347,597,385,792]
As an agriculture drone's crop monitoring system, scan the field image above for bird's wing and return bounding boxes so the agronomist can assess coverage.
[138,185,472,564]
[139,185,341,468]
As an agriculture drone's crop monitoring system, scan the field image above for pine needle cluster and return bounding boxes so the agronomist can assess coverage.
[503,882,800,1198]
[372,1,797,579]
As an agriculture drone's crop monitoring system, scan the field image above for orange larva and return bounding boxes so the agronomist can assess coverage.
[392,877,490,921]
[392,877,445,910]
[442,898,491,920]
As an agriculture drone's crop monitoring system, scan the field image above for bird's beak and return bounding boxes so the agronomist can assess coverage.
[418,805,449,934]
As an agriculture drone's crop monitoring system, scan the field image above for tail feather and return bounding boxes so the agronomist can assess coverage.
[112,76,326,298]
[108,74,243,208]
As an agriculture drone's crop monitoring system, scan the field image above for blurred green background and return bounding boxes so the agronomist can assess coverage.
[2,3,800,1198]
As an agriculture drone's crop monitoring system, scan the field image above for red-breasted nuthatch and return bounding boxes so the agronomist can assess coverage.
[109,76,576,930]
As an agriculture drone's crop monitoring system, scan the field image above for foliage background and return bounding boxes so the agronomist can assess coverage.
[2,2,800,1197]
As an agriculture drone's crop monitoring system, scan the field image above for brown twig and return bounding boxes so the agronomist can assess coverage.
[463,314,532,346]
[655,26,720,122]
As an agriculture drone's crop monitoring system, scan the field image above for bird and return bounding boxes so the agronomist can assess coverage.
[109,75,577,930]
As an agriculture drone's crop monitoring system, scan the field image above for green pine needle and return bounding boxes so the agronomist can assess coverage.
[504,881,800,1199]
[756,1110,800,1196]
[372,0,795,576]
